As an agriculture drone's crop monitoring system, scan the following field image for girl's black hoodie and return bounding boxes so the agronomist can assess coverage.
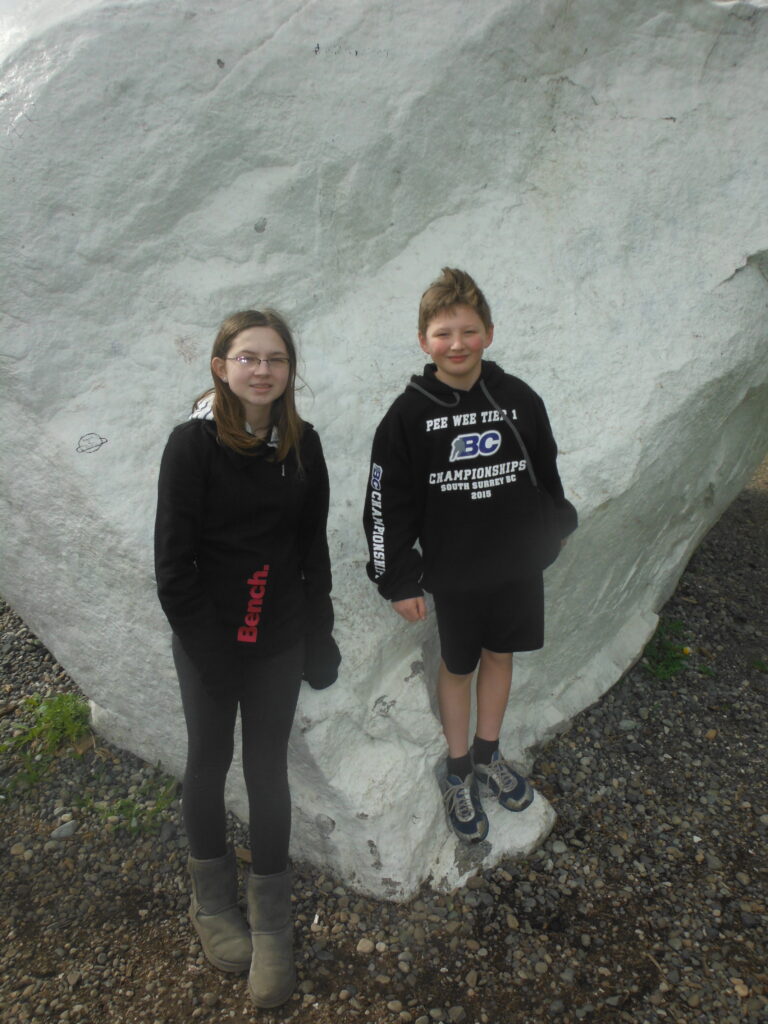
[155,415,338,690]
[363,360,577,601]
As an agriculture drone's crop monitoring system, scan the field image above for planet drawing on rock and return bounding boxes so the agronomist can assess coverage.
[76,433,108,453]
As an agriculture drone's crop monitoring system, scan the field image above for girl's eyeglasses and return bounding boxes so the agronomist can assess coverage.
[226,355,290,369]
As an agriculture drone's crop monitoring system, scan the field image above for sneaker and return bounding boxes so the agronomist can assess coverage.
[440,772,489,843]
[473,750,534,812]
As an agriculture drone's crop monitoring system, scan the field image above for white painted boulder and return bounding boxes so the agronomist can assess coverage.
[1,0,766,897]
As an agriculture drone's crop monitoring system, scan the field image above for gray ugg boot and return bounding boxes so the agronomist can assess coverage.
[187,848,251,973]
[246,868,296,1008]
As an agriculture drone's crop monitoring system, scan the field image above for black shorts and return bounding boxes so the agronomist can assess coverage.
[433,575,544,675]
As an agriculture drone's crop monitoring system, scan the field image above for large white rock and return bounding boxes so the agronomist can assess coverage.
[1,0,767,897]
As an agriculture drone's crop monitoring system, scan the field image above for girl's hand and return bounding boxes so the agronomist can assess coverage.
[392,597,427,622]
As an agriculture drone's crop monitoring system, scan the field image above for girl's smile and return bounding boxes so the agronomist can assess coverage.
[211,326,291,430]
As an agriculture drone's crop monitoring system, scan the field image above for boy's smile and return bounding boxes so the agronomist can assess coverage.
[418,305,494,391]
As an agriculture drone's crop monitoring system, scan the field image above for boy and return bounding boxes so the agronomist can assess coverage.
[363,268,577,842]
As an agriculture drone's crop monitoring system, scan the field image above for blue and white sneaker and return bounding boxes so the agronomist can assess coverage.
[440,772,489,843]
[473,750,534,812]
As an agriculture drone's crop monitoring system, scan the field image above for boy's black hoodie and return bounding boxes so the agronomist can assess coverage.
[363,360,577,601]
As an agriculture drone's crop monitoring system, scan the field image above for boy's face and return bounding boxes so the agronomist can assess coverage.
[418,305,494,390]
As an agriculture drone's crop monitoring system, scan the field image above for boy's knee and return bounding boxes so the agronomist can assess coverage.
[439,659,475,685]
[480,648,513,668]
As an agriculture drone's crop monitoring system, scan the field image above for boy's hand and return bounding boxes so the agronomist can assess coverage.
[392,597,427,622]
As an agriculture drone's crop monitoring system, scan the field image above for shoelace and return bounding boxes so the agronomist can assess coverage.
[486,758,521,793]
[443,778,475,822]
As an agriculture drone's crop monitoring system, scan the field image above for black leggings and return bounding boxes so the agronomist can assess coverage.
[172,635,303,875]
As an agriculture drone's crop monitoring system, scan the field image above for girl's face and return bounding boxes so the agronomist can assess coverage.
[212,326,291,429]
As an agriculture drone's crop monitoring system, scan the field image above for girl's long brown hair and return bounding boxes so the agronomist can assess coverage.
[195,309,304,462]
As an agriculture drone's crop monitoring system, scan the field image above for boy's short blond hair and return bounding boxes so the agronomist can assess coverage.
[418,267,493,336]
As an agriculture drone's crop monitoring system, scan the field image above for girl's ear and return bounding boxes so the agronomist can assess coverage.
[211,357,228,383]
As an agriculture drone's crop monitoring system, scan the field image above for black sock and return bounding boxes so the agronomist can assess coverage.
[447,752,472,779]
[472,736,499,766]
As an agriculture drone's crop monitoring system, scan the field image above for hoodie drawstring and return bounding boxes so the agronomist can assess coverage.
[478,379,540,489]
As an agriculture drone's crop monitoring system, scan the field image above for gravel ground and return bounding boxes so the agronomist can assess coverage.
[1,460,766,1024]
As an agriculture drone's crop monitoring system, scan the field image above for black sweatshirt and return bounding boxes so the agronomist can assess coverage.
[363,360,577,600]
[155,417,337,689]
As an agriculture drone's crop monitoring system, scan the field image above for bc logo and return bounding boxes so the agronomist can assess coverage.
[371,463,383,490]
[449,430,502,462]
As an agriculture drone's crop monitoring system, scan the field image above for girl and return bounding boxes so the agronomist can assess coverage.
[154,309,339,1008]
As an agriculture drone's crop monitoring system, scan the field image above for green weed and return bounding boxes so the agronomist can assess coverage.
[0,693,91,791]
[91,772,179,835]
[642,619,692,680]
[23,693,90,751]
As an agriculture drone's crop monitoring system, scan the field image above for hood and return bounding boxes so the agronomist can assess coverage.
[189,392,279,447]
[406,359,507,407]
[190,392,215,421]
